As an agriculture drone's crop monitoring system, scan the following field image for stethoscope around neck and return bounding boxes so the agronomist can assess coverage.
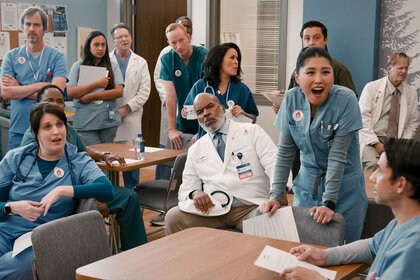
[204,80,231,106]
[13,145,76,185]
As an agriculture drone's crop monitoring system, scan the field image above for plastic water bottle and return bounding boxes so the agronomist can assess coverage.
[133,134,145,160]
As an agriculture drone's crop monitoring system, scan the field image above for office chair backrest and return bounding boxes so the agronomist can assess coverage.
[74,198,95,214]
[292,206,345,247]
[31,211,111,280]
[361,199,394,239]
[168,153,188,192]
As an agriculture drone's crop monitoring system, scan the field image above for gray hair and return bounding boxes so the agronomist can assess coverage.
[21,7,48,32]
[110,22,131,39]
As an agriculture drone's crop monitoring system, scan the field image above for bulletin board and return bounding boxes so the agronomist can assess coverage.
[0,2,68,66]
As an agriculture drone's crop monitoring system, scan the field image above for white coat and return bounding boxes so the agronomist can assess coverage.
[179,121,278,211]
[110,49,151,142]
[359,76,419,155]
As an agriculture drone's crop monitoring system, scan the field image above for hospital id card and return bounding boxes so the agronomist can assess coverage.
[236,163,253,180]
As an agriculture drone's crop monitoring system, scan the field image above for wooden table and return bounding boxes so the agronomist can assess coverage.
[364,171,375,200]
[89,143,186,185]
[76,227,369,280]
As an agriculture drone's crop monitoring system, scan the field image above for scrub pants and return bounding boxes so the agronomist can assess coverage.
[105,186,148,250]
[78,126,118,146]
[0,240,34,280]
[8,131,24,151]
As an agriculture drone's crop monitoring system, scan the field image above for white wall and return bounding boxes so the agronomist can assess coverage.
[190,0,207,46]
[107,0,122,47]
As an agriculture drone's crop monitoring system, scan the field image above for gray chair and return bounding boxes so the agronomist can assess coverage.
[31,211,111,280]
[133,153,187,234]
[74,198,95,214]
[361,199,394,239]
[292,206,346,247]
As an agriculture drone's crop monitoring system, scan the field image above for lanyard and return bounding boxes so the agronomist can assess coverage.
[204,80,231,106]
[26,47,45,83]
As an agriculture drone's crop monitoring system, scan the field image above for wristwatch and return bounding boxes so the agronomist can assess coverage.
[323,200,336,211]
[4,202,13,216]
[101,151,111,160]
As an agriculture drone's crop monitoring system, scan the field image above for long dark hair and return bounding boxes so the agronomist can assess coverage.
[82,31,115,90]
[30,103,68,143]
[203,42,242,88]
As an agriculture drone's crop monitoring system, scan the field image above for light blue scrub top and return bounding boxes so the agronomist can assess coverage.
[368,216,420,279]
[160,45,208,134]
[67,60,124,131]
[1,45,67,134]
[273,85,367,242]
[184,79,259,139]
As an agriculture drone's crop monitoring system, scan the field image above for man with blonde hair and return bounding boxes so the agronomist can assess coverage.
[159,22,207,151]
[359,52,419,171]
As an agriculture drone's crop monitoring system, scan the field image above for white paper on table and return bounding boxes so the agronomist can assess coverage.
[108,158,144,166]
[128,147,164,153]
[255,245,336,280]
[261,90,285,106]
[225,109,253,124]
[243,206,300,242]
[12,231,32,258]
[77,65,107,93]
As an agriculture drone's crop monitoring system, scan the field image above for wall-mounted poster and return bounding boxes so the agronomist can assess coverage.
[77,27,97,61]
[53,6,68,32]
[1,2,18,31]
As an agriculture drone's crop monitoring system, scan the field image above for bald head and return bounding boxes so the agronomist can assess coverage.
[193,93,225,133]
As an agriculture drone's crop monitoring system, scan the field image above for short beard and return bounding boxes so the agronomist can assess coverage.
[201,115,225,134]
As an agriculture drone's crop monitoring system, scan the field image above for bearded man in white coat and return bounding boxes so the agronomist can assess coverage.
[359,52,419,172]
[110,23,151,188]
[165,93,291,234]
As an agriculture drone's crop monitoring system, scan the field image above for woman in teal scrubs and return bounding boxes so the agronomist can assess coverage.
[67,31,124,145]
[183,43,258,139]
[260,46,367,243]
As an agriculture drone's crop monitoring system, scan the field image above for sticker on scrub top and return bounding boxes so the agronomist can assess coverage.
[293,110,304,121]
[18,57,26,64]
[93,100,103,105]
[227,100,235,108]
[244,129,248,135]
[54,167,64,178]
[236,163,253,180]
[175,70,182,77]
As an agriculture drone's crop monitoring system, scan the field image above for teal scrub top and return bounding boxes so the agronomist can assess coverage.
[160,45,208,134]
[184,78,259,139]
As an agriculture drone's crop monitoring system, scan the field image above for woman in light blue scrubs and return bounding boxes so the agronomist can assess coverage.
[0,103,114,279]
[260,47,367,243]
[67,31,124,145]
[184,43,259,139]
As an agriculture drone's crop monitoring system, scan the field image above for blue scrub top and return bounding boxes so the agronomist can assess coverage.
[160,45,208,134]
[368,216,420,279]
[0,143,105,238]
[275,85,367,242]
[1,45,67,134]
[67,60,124,131]
[184,78,259,139]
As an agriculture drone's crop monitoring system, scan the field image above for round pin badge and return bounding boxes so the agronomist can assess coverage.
[293,110,304,121]
[54,167,64,178]
[18,57,26,64]
[244,129,248,135]
[227,100,235,108]
[175,70,181,77]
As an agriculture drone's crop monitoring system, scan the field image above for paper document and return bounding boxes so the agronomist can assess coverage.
[261,90,286,106]
[243,206,299,242]
[128,147,164,153]
[77,65,107,93]
[12,231,32,257]
[107,158,144,166]
[225,109,253,123]
[255,245,336,280]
